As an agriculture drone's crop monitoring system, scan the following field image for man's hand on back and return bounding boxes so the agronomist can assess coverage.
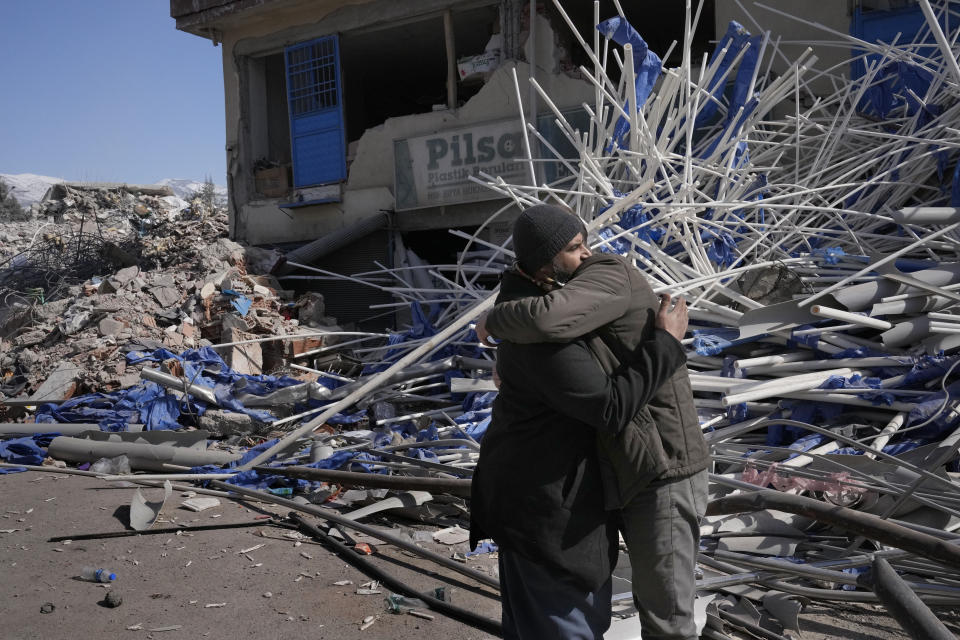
[476,311,497,346]
[656,293,688,342]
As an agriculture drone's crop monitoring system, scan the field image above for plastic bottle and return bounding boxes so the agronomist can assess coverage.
[80,567,117,583]
[385,593,427,614]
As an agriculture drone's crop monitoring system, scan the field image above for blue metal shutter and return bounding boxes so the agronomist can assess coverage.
[285,36,346,188]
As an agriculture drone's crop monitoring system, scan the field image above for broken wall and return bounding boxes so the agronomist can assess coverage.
[218,0,594,245]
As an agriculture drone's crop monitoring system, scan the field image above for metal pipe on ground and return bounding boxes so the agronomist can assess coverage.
[274,211,390,275]
[289,513,501,635]
[256,465,472,497]
[706,488,960,572]
[697,553,960,605]
[208,480,499,590]
[0,423,144,436]
[861,557,956,640]
[47,436,241,472]
[139,368,219,406]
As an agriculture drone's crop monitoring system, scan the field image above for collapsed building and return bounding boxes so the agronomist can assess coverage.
[4,1,960,638]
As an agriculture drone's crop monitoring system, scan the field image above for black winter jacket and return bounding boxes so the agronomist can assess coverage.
[470,270,686,591]
[485,253,710,508]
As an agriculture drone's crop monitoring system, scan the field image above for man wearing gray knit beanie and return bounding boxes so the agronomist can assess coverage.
[471,204,706,639]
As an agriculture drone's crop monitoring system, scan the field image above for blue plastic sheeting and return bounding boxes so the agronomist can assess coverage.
[36,383,185,431]
[691,328,766,356]
[832,439,925,457]
[902,355,960,387]
[221,289,253,317]
[953,162,960,206]
[850,5,937,118]
[908,379,960,439]
[35,346,308,431]
[362,302,479,375]
[811,247,846,265]
[465,415,491,441]
[698,100,758,161]
[696,21,760,128]
[128,346,303,422]
[596,17,662,151]
[770,403,845,446]
[819,374,881,390]
[859,61,935,121]
[0,435,47,471]
[784,433,829,457]
[787,327,820,351]
[406,447,440,463]
[465,540,499,556]
[701,228,739,267]
[326,410,367,425]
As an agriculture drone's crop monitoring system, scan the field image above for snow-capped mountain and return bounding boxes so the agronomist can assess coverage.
[156,178,227,204]
[0,173,227,207]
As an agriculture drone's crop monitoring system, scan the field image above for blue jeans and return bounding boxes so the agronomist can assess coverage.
[499,548,612,639]
[621,469,708,640]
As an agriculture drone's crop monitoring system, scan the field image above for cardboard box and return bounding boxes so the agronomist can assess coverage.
[255,166,290,198]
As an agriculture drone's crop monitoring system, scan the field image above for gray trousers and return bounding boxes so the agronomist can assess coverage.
[620,469,708,640]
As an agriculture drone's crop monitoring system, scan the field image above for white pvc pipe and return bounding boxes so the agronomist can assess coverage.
[810,305,893,330]
[722,368,856,406]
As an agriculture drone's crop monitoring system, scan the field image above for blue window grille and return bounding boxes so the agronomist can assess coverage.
[285,35,346,188]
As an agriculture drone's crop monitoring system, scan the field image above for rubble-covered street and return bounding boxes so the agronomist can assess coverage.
[7,1,960,639]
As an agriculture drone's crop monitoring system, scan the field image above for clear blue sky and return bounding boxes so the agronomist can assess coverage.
[0,1,225,185]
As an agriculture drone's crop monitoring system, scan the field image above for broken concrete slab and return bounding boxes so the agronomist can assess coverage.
[150,285,180,308]
[106,265,140,291]
[97,316,126,337]
[218,327,262,376]
[196,410,264,436]
[28,360,82,404]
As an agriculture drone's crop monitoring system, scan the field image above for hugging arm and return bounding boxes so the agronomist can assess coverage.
[483,258,630,344]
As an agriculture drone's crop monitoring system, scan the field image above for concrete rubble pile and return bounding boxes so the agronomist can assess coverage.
[0,182,344,425]
[5,2,960,638]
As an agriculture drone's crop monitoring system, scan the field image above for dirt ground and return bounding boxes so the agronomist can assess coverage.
[2,471,958,640]
[0,471,501,640]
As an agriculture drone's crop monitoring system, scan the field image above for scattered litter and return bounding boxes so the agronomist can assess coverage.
[433,525,470,545]
[356,580,381,595]
[238,544,264,554]
[129,481,172,531]
[39,603,55,614]
[408,610,434,621]
[181,497,221,512]
[204,603,227,608]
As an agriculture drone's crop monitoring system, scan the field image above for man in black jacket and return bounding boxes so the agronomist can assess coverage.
[470,205,690,639]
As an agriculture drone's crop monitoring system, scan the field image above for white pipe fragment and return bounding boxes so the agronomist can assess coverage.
[810,305,893,330]
[722,368,857,406]
[890,207,960,225]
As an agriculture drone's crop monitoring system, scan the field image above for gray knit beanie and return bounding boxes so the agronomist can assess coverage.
[512,204,587,275]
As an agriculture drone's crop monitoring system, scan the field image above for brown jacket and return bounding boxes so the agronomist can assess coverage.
[486,253,709,507]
